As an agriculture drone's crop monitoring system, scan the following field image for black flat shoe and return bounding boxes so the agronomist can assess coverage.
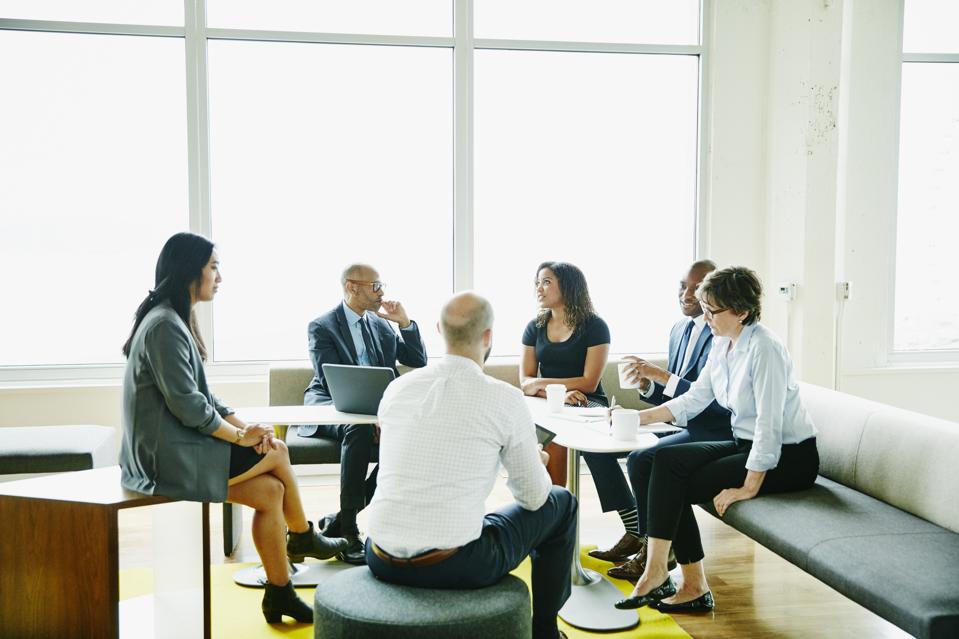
[614,575,677,610]
[650,591,715,613]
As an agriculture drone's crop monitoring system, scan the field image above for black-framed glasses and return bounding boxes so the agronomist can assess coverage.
[700,301,729,319]
[347,279,384,293]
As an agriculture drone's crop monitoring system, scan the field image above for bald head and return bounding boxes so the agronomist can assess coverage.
[440,292,494,349]
[341,263,377,288]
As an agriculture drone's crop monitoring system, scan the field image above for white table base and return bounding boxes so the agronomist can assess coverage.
[233,559,354,587]
[559,451,639,631]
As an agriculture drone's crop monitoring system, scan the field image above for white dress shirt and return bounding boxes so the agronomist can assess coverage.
[662,322,817,472]
[367,354,552,557]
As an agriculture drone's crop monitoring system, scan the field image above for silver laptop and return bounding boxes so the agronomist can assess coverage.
[322,363,396,415]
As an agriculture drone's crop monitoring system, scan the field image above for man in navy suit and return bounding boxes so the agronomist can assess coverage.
[583,260,733,581]
[301,263,428,564]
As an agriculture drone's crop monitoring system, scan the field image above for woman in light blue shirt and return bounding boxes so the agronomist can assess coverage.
[614,266,818,613]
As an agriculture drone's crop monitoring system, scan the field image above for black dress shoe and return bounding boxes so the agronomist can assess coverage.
[613,575,677,610]
[338,534,367,565]
[650,591,715,613]
[316,512,341,538]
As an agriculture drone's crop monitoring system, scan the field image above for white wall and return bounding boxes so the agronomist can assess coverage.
[2,0,957,435]
[705,0,958,422]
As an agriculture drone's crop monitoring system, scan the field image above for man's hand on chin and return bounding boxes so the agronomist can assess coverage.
[375,300,411,328]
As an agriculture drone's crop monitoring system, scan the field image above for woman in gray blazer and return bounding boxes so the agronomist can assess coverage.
[121,232,348,624]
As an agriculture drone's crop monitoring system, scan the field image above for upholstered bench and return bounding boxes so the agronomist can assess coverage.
[0,425,114,479]
[314,567,531,639]
[698,383,959,639]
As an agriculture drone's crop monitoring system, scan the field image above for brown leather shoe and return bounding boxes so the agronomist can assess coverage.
[607,545,678,582]
[588,533,645,563]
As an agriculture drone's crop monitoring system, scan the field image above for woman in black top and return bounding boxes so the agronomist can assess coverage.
[520,261,610,484]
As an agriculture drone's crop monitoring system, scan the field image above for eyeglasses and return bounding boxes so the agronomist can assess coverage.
[346,279,384,293]
[700,302,729,319]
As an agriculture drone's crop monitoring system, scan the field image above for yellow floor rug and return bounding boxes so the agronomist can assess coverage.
[119,547,689,639]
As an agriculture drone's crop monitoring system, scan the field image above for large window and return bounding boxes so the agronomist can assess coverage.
[895,1,959,352]
[474,51,698,355]
[207,41,452,361]
[0,29,187,367]
[0,2,703,373]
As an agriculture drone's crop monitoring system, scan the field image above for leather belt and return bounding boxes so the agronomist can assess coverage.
[371,543,460,568]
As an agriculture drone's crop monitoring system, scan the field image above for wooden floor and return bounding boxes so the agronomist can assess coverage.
[117,467,911,639]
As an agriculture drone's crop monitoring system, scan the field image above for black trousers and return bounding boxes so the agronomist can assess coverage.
[366,487,578,639]
[646,437,819,564]
[313,423,378,514]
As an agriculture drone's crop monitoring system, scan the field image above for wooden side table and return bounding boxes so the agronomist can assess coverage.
[0,466,210,639]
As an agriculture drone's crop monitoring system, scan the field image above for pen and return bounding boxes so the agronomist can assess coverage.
[608,395,617,432]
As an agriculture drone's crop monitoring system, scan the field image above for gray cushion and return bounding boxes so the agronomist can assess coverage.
[285,425,379,465]
[702,477,945,569]
[701,477,959,639]
[808,533,959,639]
[799,382,959,534]
[0,425,114,474]
[314,567,531,639]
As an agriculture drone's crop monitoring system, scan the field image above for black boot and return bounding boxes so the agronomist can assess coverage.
[262,580,313,623]
[287,521,350,562]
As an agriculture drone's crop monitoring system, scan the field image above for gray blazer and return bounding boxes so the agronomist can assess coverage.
[120,302,233,502]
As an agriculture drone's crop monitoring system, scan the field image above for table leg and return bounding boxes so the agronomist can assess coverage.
[558,449,639,631]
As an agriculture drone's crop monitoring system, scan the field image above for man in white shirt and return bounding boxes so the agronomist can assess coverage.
[366,292,576,639]
[583,260,733,582]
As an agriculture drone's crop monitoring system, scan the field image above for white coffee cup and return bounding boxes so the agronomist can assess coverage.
[618,361,641,390]
[545,383,566,413]
[611,409,639,440]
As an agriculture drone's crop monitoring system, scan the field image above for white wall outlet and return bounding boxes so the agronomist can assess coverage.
[777,283,798,301]
[837,281,852,300]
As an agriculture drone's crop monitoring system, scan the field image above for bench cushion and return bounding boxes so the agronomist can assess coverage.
[285,425,379,465]
[0,425,114,475]
[702,476,959,639]
[314,567,531,639]
[800,383,959,534]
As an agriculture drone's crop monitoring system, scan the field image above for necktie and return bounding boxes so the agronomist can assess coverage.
[674,320,694,375]
[360,317,379,366]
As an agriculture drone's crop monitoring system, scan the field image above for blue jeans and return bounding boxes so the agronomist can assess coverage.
[366,486,577,639]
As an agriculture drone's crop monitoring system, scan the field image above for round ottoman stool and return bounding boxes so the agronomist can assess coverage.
[314,567,531,639]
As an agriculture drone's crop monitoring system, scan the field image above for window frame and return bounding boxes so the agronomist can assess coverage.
[0,0,709,385]
[888,9,959,364]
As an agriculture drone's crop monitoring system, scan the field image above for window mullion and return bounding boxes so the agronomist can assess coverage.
[452,0,474,294]
[184,0,215,356]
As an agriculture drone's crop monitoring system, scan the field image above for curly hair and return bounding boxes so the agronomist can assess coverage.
[534,261,596,330]
[697,266,763,325]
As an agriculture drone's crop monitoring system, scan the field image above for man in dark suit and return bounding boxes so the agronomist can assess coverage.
[582,260,733,581]
[301,263,428,564]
